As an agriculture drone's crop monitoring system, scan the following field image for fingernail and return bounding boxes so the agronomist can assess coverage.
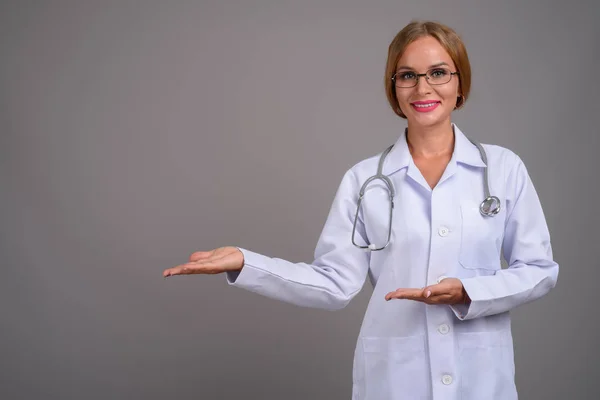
[426,290,431,298]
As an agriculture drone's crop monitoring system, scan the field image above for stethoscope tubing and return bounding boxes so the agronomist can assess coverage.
[352,133,501,251]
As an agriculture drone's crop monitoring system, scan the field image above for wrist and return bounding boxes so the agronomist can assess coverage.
[462,286,471,305]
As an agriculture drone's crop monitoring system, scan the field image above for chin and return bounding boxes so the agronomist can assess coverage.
[402,104,452,127]
[407,112,449,128]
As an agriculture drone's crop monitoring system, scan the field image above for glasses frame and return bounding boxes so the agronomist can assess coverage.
[392,68,460,88]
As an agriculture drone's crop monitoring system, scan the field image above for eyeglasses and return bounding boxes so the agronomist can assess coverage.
[392,67,459,88]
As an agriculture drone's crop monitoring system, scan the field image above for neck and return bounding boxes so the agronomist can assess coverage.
[405,120,454,159]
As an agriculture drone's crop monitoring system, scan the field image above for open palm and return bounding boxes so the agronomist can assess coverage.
[163,246,244,277]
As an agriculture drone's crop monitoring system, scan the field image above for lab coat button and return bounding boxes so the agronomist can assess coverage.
[438,226,449,237]
[438,324,450,334]
[442,374,453,385]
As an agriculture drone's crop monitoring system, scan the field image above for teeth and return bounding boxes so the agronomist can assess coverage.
[414,102,438,108]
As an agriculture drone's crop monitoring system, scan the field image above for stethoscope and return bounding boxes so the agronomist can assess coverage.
[351,130,501,251]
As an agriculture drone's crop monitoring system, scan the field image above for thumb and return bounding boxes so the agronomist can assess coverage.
[189,250,214,262]
[422,283,445,298]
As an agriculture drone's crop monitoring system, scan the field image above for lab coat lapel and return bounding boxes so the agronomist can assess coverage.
[381,124,483,191]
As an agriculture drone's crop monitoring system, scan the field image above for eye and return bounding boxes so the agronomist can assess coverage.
[397,71,416,81]
[430,68,449,78]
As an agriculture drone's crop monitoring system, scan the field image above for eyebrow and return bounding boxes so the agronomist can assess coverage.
[396,62,450,71]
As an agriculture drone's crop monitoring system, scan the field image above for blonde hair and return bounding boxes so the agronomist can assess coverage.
[384,21,472,118]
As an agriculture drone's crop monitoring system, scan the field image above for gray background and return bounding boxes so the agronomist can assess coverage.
[1,0,598,399]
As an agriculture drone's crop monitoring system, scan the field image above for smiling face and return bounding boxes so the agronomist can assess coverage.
[394,36,461,129]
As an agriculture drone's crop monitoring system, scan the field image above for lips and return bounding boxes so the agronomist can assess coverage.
[410,100,441,113]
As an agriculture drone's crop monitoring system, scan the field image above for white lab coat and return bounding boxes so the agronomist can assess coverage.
[226,124,558,399]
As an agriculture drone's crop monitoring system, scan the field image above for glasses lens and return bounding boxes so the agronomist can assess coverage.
[427,68,452,85]
[394,72,417,88]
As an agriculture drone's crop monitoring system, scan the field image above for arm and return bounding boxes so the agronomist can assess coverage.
[225,169,371,311]
[451,155,559,320]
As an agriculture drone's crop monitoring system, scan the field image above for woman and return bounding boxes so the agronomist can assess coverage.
[163,21,558,400]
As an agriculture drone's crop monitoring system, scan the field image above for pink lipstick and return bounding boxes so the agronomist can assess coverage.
[411,100,440,113]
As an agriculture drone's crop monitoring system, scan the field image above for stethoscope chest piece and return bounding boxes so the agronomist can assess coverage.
[480,196,501,217]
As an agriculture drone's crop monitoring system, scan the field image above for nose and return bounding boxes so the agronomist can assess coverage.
[416,75,432,94]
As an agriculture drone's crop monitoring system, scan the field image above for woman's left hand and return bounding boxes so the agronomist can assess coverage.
[385,277,471,305]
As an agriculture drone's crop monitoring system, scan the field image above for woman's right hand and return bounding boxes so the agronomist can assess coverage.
[163,246,244,277]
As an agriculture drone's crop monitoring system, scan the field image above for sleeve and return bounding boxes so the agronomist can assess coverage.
[224,168,371,311]
[451,154,559,320]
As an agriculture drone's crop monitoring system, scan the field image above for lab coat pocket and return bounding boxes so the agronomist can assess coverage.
[361,335,428,400]
[457,330,517,399]
[459,204,503,271]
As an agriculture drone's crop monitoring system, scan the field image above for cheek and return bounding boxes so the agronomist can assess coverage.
[395,88,412,107]
[439,83,460,102]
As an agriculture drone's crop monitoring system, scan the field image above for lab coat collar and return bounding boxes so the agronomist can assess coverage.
[382,123,486,176]
[453,124,487,168]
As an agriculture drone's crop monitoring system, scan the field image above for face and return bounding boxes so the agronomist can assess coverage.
[394,36,460,129]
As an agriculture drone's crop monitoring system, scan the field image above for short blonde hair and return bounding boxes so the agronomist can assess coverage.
[385,21,472,118]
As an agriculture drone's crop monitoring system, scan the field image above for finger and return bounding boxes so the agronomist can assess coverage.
[424,293,454,304]
[385,288,423,301]
[385,288,419,300]
[423,284,449,298]
[163,264,189,277]
[189,250,214,262]
[163,262,211,277]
